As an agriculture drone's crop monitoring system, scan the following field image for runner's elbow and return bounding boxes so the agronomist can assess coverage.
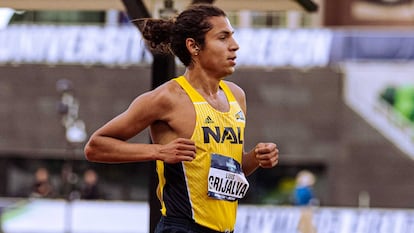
[84,139,100,162]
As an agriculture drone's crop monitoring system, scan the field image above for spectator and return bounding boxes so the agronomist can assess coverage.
[293,170,317,206]
[80,169,102,200]
[30,167,55,198]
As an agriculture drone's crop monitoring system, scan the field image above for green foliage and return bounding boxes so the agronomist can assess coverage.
[261,177,296,205]
[380,85,414,122]
[380,86,396,105]
[394,86,414,122]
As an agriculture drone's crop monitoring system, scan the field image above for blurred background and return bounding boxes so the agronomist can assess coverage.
[0,0,414,232]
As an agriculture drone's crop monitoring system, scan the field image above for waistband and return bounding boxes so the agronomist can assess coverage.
[161,216,234,233]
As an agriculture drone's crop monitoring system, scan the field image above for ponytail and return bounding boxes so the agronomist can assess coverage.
[134,18,175,55]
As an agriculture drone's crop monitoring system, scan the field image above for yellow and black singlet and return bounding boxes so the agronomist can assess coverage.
[156,76,249,232]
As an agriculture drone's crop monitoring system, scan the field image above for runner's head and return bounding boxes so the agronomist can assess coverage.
[136,4,226,67]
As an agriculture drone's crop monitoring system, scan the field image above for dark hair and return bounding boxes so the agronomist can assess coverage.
[135,4,226,66]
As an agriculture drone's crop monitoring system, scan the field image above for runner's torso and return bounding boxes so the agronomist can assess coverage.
[156,76,248,232]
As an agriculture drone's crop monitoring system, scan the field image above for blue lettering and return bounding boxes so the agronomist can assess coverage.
[202,126,244,144]
[203,127,220,143]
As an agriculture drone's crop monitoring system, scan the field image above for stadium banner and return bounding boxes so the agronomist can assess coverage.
[1,199,149,233]
[236,205,414,233]
[5,25,414,67]
[0,25,153,65]
[0,25,332,68]
[328,30,414,63]
[2,199,414,233]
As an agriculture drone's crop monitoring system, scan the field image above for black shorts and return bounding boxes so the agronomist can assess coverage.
[154,216,233,233]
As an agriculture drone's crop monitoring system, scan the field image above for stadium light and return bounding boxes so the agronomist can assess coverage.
[56,79,87,144]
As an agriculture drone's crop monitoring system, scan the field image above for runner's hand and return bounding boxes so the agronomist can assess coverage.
[254,143,279,168]
[158,138,196,163]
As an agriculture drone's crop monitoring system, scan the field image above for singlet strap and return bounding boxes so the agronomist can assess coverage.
[173,76,205,103]
[219,80,237,103]
[173,76,237,103]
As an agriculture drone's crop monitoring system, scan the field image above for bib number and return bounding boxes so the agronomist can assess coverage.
[207,154,249,201]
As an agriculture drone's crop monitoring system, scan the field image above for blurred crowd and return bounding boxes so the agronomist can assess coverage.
[28,166,103,200]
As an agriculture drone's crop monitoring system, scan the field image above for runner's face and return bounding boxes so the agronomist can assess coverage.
[198,16,239,77]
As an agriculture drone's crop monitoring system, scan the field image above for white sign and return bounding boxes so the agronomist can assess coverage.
[0,25,332,68]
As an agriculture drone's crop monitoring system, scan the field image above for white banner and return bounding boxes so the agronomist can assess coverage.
[2,199,414,233]
[0,25,153,65]
[0,25,333,68]
[236,205,414,233]
[235,28,332,68]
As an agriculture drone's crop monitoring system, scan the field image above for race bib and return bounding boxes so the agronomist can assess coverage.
[207,153,249,201]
